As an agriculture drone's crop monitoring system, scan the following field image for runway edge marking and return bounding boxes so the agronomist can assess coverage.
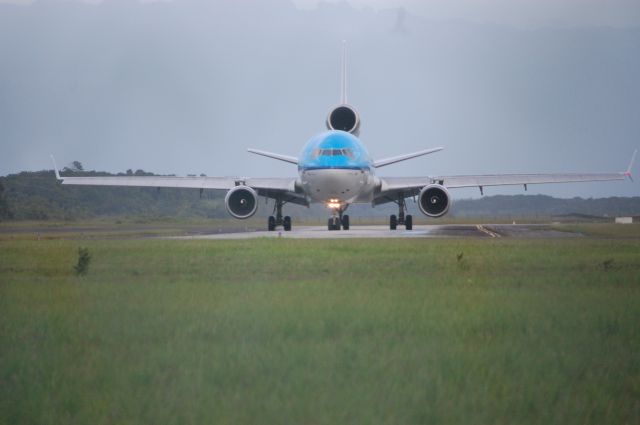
[476,225,501,238]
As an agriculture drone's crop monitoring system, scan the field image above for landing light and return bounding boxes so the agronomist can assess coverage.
[327,201,341,209]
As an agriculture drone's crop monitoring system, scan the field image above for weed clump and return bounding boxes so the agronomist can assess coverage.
[456,252,470,271]
[74,247,91,276]
[602,258,614,272]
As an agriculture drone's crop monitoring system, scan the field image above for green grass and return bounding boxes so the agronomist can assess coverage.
[0,218,263,241]
[552,223,640,238]
[1,238,639,424]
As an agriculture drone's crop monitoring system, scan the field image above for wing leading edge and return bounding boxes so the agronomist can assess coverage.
[51,156,308,206]
[375,150,636,204]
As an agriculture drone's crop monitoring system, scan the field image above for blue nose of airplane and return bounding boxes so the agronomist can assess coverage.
[298,130,371,171]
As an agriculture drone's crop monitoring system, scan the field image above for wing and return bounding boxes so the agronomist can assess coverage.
[374,151,636,205]
[56,174,238,190]
[433,172,629,188]
[51,157,308,206]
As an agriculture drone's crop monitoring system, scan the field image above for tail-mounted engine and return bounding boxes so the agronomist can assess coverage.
[225,186,258,219]
[326,105,361,136]
[418,184,451,218]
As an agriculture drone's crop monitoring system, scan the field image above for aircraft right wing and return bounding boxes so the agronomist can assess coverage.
[55,174,239,190]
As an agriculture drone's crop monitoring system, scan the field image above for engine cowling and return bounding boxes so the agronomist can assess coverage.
[225,186,258,219]
[326,105,361,135]
[418,184,451,218]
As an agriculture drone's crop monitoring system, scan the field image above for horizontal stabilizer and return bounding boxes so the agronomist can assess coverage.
[247,149,298,165]
[373,147,443,168]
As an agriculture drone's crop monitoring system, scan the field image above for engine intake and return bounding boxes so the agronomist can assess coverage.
[418,184,451,218]
[225,186,258,219]
[326,105,360,135]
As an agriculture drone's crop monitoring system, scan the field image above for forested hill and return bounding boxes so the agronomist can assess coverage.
[1,169,639,220]
[452,195,640,218]
[0,169,227,220]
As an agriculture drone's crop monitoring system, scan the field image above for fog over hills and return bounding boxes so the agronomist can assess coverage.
[1,0,639,199]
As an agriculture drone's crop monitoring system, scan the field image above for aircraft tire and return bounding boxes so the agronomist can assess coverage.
[283,216,292,231]
[342,215,350,230]
[268,216,276,231]
[405,215,413,230]
[390,214,397,230]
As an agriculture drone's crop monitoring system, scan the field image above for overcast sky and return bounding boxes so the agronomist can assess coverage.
[4,0,640,28]
[294,0,640,28]
[1,0,639,198]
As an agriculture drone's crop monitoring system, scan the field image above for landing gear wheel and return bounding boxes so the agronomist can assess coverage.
[283,216,292,231]
[328,217,340,231]
[268,216,276,231]
[342,215,350,230]
[405,214,413,230]
[390,214,397,230]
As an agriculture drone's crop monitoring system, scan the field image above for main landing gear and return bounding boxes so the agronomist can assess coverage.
[327,206,350,231]
[389,195,413,230]
[268,198,292,231]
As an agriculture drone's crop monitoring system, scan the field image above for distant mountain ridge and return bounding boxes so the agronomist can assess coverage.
[1,169,638,221]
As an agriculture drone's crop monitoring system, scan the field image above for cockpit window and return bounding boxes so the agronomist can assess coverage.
[311,148,355,159]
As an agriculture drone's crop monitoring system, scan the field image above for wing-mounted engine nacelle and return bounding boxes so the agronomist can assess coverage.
[418,184,451,218]
[225,186,258,219]
[326,105,361,136]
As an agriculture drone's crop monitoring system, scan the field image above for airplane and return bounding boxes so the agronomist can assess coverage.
[52,43,636,231]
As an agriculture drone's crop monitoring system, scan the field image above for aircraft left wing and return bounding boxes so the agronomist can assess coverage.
[374,151,636,204]
[381,171,627,192]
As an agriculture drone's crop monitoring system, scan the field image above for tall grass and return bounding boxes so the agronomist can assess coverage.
[1,238,639,424]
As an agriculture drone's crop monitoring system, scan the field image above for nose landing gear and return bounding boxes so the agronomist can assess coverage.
[327,204,350,231]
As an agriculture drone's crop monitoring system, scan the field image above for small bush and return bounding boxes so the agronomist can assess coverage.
[456,252,470,271]
[74,247,91,276]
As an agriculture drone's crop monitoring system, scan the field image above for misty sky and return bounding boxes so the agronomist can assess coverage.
[1,0,639,198]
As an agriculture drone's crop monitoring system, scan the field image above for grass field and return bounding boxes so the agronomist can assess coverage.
[1,231,639,424]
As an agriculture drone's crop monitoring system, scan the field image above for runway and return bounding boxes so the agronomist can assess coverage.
[168,224,581,240]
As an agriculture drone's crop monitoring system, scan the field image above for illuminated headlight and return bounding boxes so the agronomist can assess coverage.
[326,200,341,209]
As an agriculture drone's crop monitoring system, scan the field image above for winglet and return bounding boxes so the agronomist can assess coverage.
[624,149,637,181]
[340,40,348,104]
[50,154,62,180]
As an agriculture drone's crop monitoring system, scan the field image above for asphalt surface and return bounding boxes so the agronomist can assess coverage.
[168,224,581,240]
[1,223,583,240]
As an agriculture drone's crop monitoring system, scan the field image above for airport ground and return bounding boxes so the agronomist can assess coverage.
[1,220,639,424]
